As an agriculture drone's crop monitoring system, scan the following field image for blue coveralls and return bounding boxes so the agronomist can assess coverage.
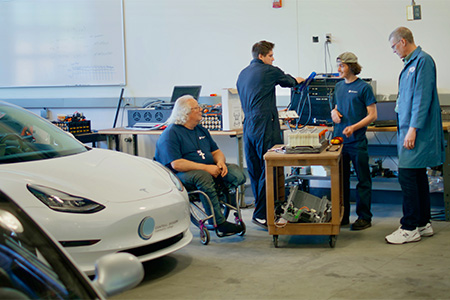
[236,58,297,220]
[396,46,445,230]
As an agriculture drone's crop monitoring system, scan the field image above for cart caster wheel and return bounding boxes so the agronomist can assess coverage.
[273,235,279,248]
[329,235,337,248]
[200,227,210,245]
[237,221,246,236]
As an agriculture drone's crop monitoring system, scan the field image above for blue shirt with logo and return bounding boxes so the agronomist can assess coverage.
[331,78,376,145]
[155,123,219,172]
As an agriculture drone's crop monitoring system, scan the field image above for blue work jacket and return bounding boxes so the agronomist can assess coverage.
[397,46,445,168]
[237,58,297,147]
[237,58,297,115]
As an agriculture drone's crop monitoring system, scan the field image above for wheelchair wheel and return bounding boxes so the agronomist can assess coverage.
[200,227,210,245]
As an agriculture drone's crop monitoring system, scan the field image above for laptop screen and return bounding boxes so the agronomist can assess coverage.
[376,101,397,121]
[170,85,202,103]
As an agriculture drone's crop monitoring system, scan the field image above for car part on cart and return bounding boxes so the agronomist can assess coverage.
[280,185,331,223]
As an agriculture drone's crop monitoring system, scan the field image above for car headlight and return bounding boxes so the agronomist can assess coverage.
[27,184,105,213]
[153,161,184,192]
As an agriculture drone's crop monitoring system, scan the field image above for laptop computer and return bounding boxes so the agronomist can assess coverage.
[373,100,397,127]
[170,85,202,103]
[159,85,202,109]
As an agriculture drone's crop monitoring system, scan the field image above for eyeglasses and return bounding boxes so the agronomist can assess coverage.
[391,40,401,50]
[190,106,202,112]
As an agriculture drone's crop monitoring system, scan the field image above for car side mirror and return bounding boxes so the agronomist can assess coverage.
[92,252,144,297]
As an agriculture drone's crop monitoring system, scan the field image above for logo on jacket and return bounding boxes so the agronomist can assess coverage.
[408,66,416,76]
[348,90,358,94]
[199,136,206,140]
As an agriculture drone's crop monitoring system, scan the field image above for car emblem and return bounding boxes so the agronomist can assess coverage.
[138,217,155,240]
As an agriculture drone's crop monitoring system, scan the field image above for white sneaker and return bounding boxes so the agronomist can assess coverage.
[385,227,421,244]
[418,223,434,237]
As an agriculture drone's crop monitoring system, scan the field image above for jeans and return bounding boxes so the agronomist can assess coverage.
[398,167,431,230]
[342,139,373,222]
[176,163,246,225]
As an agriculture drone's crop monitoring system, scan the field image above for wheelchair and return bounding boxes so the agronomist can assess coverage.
[188,180,245,245]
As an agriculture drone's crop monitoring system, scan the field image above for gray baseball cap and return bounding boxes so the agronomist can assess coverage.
[337,52,358,63]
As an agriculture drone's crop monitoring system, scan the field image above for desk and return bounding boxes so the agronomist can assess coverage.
[367,123,450,221]
[73,132,106,147]
[97,127,243,166]
[97,127,246,206]
[281,124,450,221]
[264,146,343,248]
[367,121,450,132]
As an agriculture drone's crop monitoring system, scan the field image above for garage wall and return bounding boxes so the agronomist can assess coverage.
[1,0,449,166]
[2,0,449,104]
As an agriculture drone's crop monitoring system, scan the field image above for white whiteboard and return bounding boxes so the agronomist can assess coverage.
[0,0,125,88]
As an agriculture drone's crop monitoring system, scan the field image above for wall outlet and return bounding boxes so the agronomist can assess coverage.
[325,33,332,43]
[312,36,319,43]
[124,98,133,106]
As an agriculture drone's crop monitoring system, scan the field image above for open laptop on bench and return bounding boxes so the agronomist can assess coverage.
[372,100,397,127]
[159,85,202,109]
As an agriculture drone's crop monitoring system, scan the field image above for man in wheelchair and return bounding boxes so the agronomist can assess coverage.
[155,95,246,236]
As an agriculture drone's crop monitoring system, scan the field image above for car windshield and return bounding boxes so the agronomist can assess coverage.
[0,102,87,164]
[0,191,98,299]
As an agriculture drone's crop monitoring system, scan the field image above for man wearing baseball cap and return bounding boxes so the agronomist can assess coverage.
[331,52,377,230]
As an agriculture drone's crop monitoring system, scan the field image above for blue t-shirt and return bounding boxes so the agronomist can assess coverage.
[155,124,219,172]
[331,78,376,145]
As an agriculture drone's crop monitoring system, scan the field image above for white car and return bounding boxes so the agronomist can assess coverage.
[0,188,144,299]
[0,100,192,274]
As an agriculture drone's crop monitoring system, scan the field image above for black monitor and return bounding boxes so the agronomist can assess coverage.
[376,100,397,121]
[372,100,397,127]
[170,85,202,103]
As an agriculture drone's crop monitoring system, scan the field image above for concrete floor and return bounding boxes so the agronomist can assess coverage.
[112,202,450,300]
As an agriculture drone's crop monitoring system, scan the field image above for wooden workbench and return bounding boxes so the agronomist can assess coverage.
[264,145,343,247]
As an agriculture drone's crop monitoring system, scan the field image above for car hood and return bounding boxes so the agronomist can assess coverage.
[0,148,176,206]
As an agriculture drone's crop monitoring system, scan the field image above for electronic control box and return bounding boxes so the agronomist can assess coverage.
[200,104,222,131]
[291,77,375,126]
[127,108,171,128]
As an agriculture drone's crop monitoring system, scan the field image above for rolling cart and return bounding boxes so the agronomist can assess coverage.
[264,145,343,248]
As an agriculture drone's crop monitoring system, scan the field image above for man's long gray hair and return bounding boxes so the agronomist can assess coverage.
[167,95,195,125]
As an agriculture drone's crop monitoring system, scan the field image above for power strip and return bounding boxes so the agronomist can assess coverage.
[278,110,299,119]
